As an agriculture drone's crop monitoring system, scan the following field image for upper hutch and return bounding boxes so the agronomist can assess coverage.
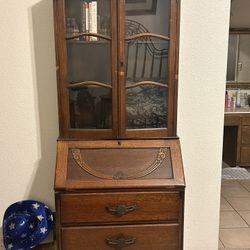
[53,0,185,249]
[54,0,179,139]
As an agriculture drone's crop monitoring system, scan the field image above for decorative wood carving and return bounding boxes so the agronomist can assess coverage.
[71,148,168,180]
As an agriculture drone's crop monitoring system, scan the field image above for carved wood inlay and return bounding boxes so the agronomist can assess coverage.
[71,148,168,180]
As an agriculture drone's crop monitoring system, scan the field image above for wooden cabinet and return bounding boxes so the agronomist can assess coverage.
[223,113,250,166]
[54,0,180,139]
[54,140,185,250]
[53,0,184,249]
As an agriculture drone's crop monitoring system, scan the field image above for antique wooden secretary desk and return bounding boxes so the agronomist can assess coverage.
[53,0,185,249]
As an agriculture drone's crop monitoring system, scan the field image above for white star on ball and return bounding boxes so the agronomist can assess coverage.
[9,223,15,230]
[40,227,47,234]
[32,203,40,209]
[7,244,13,249]
[21,233,27,238]
[37,215,44,221]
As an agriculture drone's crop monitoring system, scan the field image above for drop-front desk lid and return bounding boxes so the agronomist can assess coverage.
[54,139,185,191]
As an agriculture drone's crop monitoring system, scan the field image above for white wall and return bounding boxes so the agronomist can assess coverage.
[0,0,230,249]
[0,0,58,224]
[178,0,230,249]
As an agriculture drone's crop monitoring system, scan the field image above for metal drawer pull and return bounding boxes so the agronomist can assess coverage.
[106,234,136,249]
[106,204,137,215]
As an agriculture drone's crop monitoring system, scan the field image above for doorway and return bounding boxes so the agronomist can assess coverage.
[219,0,250,249]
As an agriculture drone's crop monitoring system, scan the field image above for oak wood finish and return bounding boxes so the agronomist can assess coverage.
[60,192,180,224]
[53,1,184,249]
[224,113,250,166]
[55,139,185,190]
[61,224,179,250]
[54,139,185,249]
[54,0,180,139]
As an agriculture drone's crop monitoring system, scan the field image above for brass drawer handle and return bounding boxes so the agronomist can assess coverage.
[106,234,136,249]
[106,204,137,216]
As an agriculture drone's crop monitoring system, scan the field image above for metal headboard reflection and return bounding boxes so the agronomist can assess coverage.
[125,19,168,83]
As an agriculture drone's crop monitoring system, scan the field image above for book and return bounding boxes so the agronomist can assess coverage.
[81,1,86,33]
[91,1,98,41]
[89,2,92,41]
[85,2,89,34]
[80,1,97,41]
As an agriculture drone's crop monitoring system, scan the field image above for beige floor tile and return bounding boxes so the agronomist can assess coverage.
[222,249,250,250]
[220,211,249,228]
[238,211,250,226]
[226,197,250,210]
[218,239,224,248]
[220,228,250,248]
[220,197,234,211]
[239,180,250,192]
[221,180,242,187]
[221,185,250,198]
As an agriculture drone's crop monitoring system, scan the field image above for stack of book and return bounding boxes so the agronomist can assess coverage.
[81,1,98,41]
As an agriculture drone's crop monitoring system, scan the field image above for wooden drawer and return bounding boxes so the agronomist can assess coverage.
[240,146,250,164]
[61,224,180,250]
[60,192,181,224]
[224,115,241,126]
[242,115,250,125]
[242,126,250,144]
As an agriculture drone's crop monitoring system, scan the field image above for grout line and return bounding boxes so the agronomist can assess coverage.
[221,194,238,213]
[219,237,225,249]
[238,179,250,192]
[219,179,250,249]
[221,181,250,229]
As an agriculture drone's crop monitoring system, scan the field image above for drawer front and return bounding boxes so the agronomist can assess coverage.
[242,126,250,144]
[61,224,180,250]
[224,115,241,126]
[242,115,250,125]
[60,192,181,224]
[240,147,250,164]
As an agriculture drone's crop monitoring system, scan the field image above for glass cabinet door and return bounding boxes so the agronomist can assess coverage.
[55,0,179,139]
[57,0,118,138]
[119,0,178,138]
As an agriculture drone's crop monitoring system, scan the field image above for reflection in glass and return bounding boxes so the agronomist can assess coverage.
[69,87,112,129]
[227,34,238,82]
[126,86,167,129]
[67,41,111,84]
[238,35,250,82]
[65,0,111,38]
[125,38,168,84]
[125,0,170,37]
[124,2,169,130]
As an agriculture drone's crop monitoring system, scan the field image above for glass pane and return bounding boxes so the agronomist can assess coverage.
[125,0,170,37]
[237,34,250,82]
[65,0,111,37]
[226,34,238,82]
[125,38,169,84]
[67,41,111,84]
[69,87,112,129]
[125,0,169,130]
[126,86,167,129]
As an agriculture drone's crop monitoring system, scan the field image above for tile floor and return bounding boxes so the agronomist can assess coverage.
[219,179,250,249]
